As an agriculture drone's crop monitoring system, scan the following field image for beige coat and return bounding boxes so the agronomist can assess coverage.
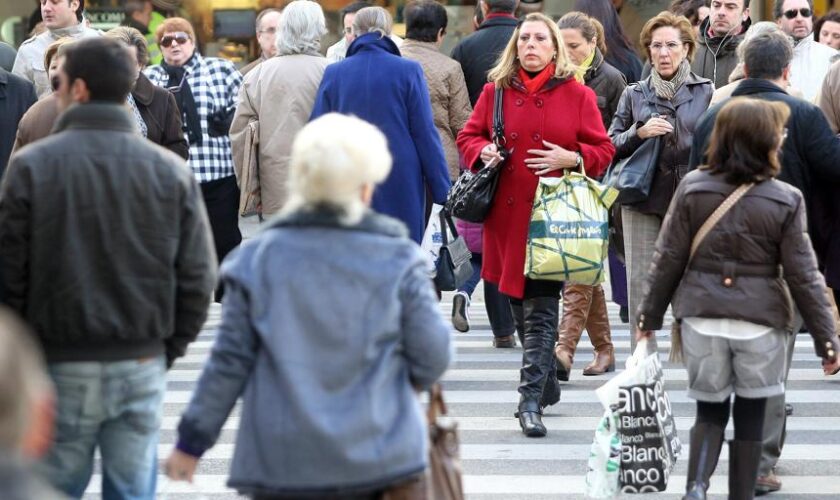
[400,40,472,180]
[818,58,840,134]
[230,53,327,216]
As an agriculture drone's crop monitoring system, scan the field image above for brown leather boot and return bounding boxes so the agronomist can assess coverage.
[555,284,592,381]
[583,285,615,376]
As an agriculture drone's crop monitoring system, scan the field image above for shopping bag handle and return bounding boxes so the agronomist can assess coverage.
[626,338,648,369]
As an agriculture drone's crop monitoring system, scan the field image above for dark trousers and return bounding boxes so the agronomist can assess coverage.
[200,175,242,301]
[458,254,517,338]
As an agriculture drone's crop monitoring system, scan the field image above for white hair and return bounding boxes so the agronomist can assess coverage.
[0,309,52,450]
[284,114,392,224]
[352,6,393,38]
[275,0,327,56]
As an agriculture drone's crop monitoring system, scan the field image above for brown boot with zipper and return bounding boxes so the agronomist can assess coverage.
[554,284,593,381]
[583,284,615,376]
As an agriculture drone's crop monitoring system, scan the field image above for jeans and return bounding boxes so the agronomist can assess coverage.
[39,356,167,500]
[458,253,516,338]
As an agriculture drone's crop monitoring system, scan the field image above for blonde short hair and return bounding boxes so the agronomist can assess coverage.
[488,13,577,88]
[284,114,392,224]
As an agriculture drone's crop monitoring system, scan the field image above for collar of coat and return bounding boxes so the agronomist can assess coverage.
[634,71,710,109]
[698,16,751,54]
[52,102,139,135]
[267,205,409,239]
[347,33,401,58]
[731,78,787,97]
[131,72,157,107]
[478,15,519,31]
[584,48,606,83]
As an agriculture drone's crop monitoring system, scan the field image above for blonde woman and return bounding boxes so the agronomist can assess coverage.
[457,12,615,437]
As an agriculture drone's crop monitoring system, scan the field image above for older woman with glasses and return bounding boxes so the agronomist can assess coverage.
[230,0,328,219]
[458,12,615,438]
[609,11,712,350]
[146,17,243,301]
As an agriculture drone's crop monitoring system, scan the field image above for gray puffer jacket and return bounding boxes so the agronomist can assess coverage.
[176,207,452,496]
[637,169,840,360]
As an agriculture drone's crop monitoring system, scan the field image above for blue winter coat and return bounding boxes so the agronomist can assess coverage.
[310,33,451,243]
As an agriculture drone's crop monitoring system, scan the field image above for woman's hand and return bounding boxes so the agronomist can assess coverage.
[480,142,503,164]
[525,140,579,176]
[165,449,199,483]
[635,328,654,343]
[636,116,674,139]
[823,357,840,376]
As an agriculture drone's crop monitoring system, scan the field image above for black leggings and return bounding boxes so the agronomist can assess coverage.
[696,396,767,441]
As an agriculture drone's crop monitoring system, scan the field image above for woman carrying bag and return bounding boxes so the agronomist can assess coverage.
[608,11,713,349]
[457,12,614,438]
[635,97,840,500]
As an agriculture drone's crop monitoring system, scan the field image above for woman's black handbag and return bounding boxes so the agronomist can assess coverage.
[605,85,662,205]
[434,212,473,291]
[444,87,507,223]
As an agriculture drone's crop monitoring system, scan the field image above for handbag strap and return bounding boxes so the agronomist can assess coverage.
[427,383,448,422]
[438,211,458,246]
[493,86,505,148]
[688,183,754,261]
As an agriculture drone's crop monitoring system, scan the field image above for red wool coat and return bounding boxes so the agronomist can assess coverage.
[456,78,615,299]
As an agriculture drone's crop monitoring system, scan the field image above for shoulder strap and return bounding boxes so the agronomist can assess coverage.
[493,85,505,147]
[689,183,754,261]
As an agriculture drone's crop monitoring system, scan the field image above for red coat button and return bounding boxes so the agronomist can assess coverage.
[507,197,514,206]
[516,98,524,106]
[535,99,543,108]
[511,132,519,140]
[532,133,541,141]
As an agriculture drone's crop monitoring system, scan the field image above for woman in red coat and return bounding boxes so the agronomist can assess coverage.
[457,12,615,438]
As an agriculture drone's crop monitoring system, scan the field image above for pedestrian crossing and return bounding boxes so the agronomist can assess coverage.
[82,283,840,499]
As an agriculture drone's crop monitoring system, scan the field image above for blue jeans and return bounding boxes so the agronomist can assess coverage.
[39,356,167,500]
[458,253,516,338]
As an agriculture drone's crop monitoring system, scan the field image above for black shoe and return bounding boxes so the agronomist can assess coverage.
[785,403,793,416]
[515,399,547,437]
[729,440,762,500]
[683,422,724,500]
[451,291,470,332]
[493,335,516,348]
[619,306,629,324]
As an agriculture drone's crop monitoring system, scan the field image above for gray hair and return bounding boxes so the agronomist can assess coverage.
[352,6,393,38]
[104,26,149,67]
[283,113,391,224]
[275,0,327,56]
[0,309,52,450]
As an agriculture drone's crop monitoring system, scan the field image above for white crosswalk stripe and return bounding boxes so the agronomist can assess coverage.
[82,280,840,499]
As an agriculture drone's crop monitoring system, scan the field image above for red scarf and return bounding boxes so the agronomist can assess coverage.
[518,63,556,95]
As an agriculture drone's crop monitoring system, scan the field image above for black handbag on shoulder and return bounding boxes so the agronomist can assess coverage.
[434,212,473,291]
[444,86,508,223]
[604,84,662,205]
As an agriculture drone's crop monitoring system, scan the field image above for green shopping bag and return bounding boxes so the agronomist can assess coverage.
[524,171,617,285]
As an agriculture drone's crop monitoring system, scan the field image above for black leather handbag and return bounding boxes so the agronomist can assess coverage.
[605,85,662,205]
[434,212,473,291]
[444,86,507,223]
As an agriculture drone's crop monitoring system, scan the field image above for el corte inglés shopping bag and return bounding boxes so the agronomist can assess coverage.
[525,171,617,284]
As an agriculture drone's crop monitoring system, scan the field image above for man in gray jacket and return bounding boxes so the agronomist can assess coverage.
[12,0,100,98]
[0,37,216,499]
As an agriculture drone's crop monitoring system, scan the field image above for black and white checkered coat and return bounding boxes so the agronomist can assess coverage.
[145,53,242,183]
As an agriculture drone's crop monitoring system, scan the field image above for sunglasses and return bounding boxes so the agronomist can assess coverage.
[160,33,190,48]
[783,7,812,19]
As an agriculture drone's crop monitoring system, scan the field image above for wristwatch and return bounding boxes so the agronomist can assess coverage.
[575,152,583,169]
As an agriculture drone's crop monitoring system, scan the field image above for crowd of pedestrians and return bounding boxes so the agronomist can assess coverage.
[2,0,840,499]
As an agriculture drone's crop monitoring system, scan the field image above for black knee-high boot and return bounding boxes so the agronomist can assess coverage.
[728,440,762,500]
[510,302,525,347]
[515,296,560,437]
[683,422,725,500]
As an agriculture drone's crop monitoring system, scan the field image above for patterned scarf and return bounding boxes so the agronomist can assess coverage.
[126,93,148,138]
[650,59,690,100]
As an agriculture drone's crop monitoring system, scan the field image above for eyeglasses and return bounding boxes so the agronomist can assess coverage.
[160,32,190,48]
[783,8,812,19]
[257,27,277,35]
[343,27,353,34]
[649,41,683,52]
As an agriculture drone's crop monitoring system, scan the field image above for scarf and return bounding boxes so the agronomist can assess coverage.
[517,62,555,95]
[126,93,148,138]
[574,51,596,84]
[162,54,202,146]
[650,59,690,100]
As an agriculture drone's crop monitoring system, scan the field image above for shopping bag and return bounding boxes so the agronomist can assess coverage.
[586,409,621,498]
[421,204,445,277]
[525,171,618,285]
[596,341,681,493]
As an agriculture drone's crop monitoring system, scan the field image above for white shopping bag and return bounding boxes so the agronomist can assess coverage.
[420,204,445,277]
[586,409,621,498]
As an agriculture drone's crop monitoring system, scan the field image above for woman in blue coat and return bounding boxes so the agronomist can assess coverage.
[310,6,451,243]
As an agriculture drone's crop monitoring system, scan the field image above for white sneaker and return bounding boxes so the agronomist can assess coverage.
[452,291,471,332]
